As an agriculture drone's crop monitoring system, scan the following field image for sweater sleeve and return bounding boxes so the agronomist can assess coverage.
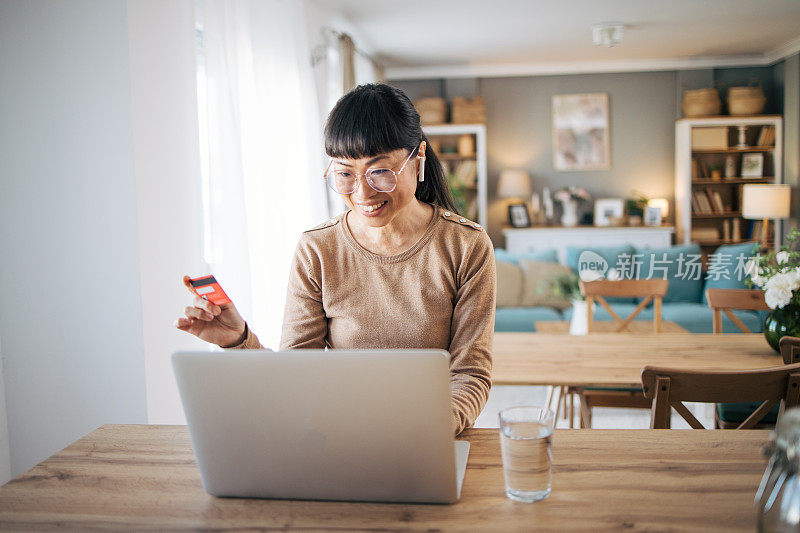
[279,237,328,349]
[449,231,496,435]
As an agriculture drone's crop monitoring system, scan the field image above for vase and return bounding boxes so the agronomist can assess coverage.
[561,199,579,227]
[763,305,800,353]
[569,299,588,335]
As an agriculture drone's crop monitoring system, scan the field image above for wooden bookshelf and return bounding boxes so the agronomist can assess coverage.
[675,115,783,253]
[691,147,775,154]
[423,124,487,227]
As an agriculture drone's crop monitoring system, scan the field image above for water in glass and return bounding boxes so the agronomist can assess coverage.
[499,407,554,502]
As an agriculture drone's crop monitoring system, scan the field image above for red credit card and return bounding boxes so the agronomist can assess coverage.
[187,275,231,305]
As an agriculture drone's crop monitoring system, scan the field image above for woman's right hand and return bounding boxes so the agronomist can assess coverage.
[174,275,247,347]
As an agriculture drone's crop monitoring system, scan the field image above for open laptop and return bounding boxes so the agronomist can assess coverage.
[172,349,470,504]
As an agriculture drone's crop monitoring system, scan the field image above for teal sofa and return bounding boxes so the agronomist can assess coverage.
[495,241,764,334]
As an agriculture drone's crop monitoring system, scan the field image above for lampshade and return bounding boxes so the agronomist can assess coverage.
[647,198,669,218]
[742,184,791,220]
[497,170,532,199]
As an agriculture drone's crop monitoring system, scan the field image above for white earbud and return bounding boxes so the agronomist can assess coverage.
[418,156,426,182]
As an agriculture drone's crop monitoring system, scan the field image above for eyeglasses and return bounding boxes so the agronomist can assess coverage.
[323,147,419,195]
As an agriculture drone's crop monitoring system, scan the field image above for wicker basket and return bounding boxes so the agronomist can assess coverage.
[414,97,447,125]
[727,80,766,116]
[682,88,721,117]
[451,97,486,124]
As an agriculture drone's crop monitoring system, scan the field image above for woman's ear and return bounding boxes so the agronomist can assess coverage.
[417,141,426,182]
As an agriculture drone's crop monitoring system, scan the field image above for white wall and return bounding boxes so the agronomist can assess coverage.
[0,0,147,476]
[126,0,208,425]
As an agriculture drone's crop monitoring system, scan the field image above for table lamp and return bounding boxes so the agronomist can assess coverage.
[647,198,669,219]
[742,184,791,249]
[498,170,532,226]
[498,170,532,199]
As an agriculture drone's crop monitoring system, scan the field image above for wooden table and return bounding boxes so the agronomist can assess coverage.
[0,424,765,531]
[493,332,781,388]
[534,320,689,334]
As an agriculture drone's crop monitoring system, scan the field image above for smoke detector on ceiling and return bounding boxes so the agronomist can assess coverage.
[592,23,625,47]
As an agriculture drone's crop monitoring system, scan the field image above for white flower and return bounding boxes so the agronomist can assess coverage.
[776,251,790,264]
[745,259,765,287]
[763,271,800,308]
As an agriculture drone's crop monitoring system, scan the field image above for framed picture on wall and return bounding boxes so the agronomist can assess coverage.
[552,93,611,171]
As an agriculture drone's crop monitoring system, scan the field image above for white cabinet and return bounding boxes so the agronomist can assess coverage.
[423,124,487,228]
[502,226,675,264]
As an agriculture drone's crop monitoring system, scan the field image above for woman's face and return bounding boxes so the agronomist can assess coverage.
[332,142,425,228]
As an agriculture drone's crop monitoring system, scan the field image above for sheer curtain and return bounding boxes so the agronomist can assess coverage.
[315,29,385,215]
[196,0,328,349]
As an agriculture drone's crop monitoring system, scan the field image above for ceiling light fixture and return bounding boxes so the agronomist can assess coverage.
[592,23,625,47]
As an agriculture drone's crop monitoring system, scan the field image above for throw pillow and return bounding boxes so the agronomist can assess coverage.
[494,248,558,265]
[635,244,704,303]
[702,241,760,304]
[518,259,575,310]
[565,244,636,302]
[495,258,524,308]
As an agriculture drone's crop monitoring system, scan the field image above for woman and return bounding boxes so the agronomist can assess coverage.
[175,83,496,435]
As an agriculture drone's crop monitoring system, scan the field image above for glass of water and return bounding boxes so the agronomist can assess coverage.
[498,406,555,502]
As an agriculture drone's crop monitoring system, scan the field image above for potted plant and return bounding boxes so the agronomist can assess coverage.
[625,193,649,226]
[748,229,800,352]
[540,272,588,335]
[553,187,591,227]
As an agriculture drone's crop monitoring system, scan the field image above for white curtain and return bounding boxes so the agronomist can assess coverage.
[196,0,328,349]
[315,30,384,215]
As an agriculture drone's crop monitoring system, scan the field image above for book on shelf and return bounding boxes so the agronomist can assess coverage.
[704,188,720,213]
[692,191,709,213]
[691,157,700,180]
[757,125,776,147]
[711,191,726,213]
[749,220,765,242]
[693,191,713,214]
[691,227,720,241]
[451,160,478,188]
[722,220,731,241]
[691,192,702,214]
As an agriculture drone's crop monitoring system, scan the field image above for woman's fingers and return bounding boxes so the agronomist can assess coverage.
[193,296,221,316]
[185,306,214,321]
[174,317,195,330]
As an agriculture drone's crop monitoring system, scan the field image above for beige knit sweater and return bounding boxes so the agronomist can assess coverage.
[230,204,496,435]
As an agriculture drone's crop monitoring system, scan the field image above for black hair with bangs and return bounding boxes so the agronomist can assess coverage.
[324,83,458,214]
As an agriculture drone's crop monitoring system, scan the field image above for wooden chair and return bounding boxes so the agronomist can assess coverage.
[705,288,772,428]
[581,279,668,333]
[780,336,800,364]
[641,363,800,429]
[705,288,769,333]
[570,279,669,428]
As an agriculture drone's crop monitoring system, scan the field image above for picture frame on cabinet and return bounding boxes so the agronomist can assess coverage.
[508,203,531,228]
[593,198,624,226]
[643,206,663,227]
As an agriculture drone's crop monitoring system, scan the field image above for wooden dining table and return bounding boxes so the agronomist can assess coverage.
[0,424,767,531]
[492,332,782,388]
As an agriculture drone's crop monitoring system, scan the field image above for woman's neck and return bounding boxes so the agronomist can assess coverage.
[347,200,434,256]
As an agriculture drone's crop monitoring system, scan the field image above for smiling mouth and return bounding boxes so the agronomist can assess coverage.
[358,201,387,214]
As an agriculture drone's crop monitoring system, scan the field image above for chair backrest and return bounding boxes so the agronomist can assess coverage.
[641,363,800,429]
[705,288,769,334]
[780,336,800,364]
[580,279,668,333]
